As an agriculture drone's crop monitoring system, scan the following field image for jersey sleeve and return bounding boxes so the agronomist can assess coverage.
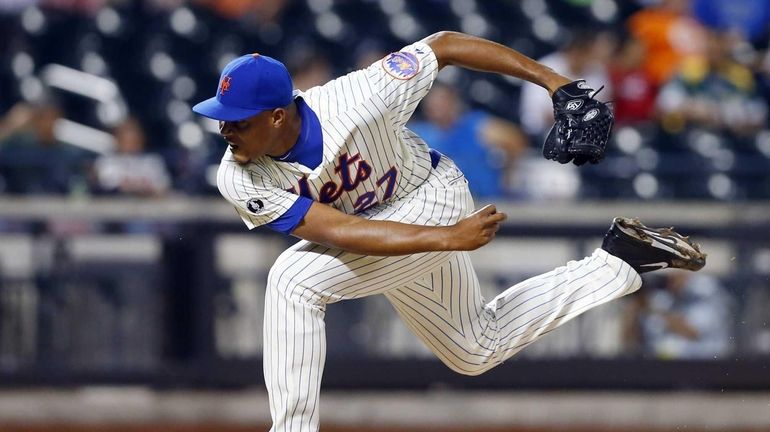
[366,41,439,128]
[217,162,312,234]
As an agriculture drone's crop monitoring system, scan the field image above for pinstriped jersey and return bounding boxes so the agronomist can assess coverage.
[217,41,440,230]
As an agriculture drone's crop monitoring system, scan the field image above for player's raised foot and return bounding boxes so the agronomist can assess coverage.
[601,217,706,274]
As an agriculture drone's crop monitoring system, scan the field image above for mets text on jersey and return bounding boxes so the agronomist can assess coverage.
[287,152,398,213]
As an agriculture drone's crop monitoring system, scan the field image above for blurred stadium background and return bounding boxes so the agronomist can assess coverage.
[1,0,770,431]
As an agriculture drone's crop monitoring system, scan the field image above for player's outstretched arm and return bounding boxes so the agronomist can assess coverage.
[424,31,572,96]
[291,202,507,256]
[425,31,613,165]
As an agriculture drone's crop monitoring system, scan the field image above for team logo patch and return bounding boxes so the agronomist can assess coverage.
[583,108,599,121]
[566,99,583,111]
[220,76,232,95]
[382,51,420,80]
[246,198,264,213]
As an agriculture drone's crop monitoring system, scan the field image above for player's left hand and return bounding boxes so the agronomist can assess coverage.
[543,80,614,166]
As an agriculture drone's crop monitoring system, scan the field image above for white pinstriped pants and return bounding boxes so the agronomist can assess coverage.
[264,156,642,432]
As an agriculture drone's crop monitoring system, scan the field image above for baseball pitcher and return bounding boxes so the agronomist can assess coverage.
[192,31,706,432]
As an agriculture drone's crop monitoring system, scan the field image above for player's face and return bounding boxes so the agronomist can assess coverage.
[219,110,279,164]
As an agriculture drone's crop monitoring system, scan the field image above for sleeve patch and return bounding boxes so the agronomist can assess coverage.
[246,198,264,213]
[381,51,420,80]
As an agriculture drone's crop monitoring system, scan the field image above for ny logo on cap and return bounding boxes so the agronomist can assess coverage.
[219,76,232,95]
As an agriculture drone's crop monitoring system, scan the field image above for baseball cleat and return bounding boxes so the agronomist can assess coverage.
[601,217,706,274]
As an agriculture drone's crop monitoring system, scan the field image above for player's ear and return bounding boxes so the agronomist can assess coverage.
[270,107,289,128]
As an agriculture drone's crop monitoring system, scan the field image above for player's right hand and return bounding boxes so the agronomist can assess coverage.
[449,204,507,250]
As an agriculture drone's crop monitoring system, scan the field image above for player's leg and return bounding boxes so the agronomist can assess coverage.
[384,247,640,375]
[263,240,457,432]
[263,267,326,431]
[384,218,705,376]
[382,251,497,375]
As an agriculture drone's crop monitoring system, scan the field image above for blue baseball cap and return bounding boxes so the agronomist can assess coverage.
[192,53,293,121]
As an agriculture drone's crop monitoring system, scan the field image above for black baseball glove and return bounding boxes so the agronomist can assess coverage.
[542,80,614,166]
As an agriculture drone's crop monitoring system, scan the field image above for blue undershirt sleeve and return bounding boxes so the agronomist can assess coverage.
[264,195,314,234]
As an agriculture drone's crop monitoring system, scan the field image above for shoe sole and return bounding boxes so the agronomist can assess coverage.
[614,217,707,271]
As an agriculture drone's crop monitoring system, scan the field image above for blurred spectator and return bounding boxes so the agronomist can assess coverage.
[656,30,767,136]
[195,0,289,24]
[519,29,614,138]
[409,83,527,198]
[692,0,770,43]
[743,279,770,355]
[624,271,733,359]
[291,55,332,91]
[286,46,334,92]
[353,39,386,71]
[42,0,106,15]
[91,117,171,196]
[757,46,770,116]
[0,0,36,14]
[609,34,657,125]
[627,0,708,86]
[505,155,582,202]
[0,101,93,195]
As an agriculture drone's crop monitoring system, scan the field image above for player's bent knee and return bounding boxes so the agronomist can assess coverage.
[266,260,323,307]
[439,357,498,377]
[447,363,494,377]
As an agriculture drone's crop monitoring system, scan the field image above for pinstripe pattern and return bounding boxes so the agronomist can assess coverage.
[263,157,641,431]
[216,42,439,228]
[386,249,640,375]
[211,42,643,432]
[265,157,470,431]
